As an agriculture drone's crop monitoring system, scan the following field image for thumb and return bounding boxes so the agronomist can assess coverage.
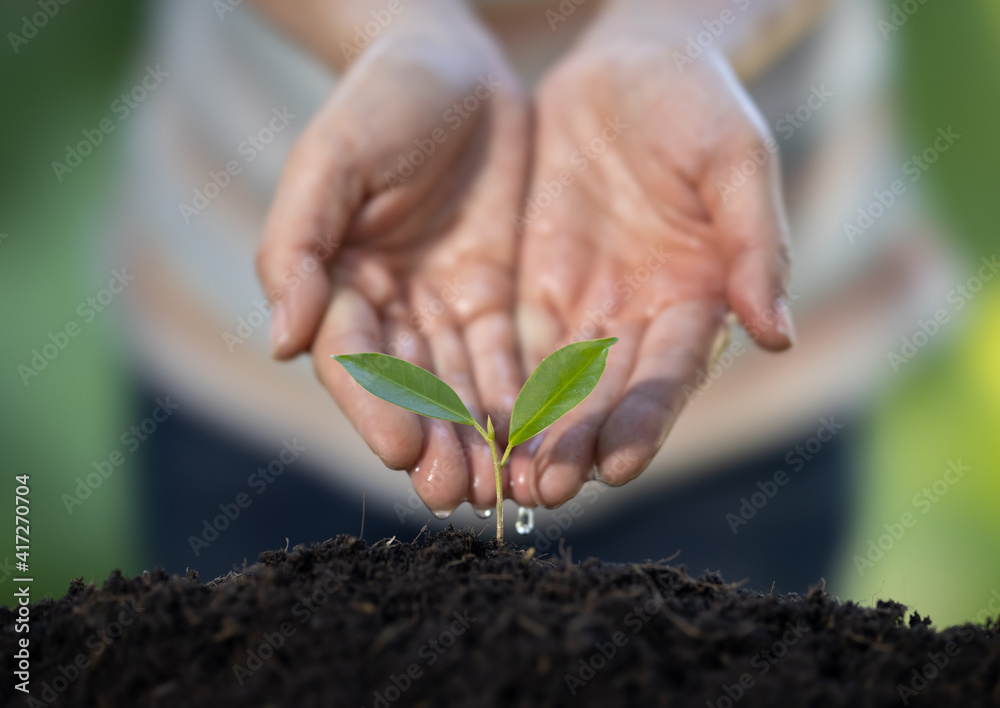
[255,135,365,359]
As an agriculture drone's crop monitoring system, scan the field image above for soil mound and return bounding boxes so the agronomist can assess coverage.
[2,527,998,707]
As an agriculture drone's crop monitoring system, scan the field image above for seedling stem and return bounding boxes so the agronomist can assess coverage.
[474,417,512,544]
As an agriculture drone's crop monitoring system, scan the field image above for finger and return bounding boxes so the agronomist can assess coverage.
[313,287,423,471]
[409,418,472,517]
[528,323,642,508]
[464,312,522,444]
[597,300,725,485]
[423,323,494,511]
[516,227,589,372]
[507,447,537,507]
[461,424,498,513]
[469,309,524,505]
[256,134,364,360]
[707,130,795,351]
[378,311,475,515]
[517,300,564,372]
[728,244,795,350]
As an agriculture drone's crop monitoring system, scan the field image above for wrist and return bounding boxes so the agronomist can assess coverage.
[335,0,499,71]
[252,0,500,74]
[577,0,702,49]
[576,0,785,61]
[577,0,830,80]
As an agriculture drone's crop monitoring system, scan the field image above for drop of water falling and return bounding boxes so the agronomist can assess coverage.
[514,506,534,535]
[474,508,493,519]
[432,510,452,520]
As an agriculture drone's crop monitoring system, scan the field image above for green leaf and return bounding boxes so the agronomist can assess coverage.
[508,338,618,447]
[332,353,475,425]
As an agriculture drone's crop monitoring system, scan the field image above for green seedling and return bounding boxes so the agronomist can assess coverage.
[333,337,617,543]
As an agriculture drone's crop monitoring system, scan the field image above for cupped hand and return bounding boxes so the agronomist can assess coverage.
[511,43,795,509]
[256,22,529,515]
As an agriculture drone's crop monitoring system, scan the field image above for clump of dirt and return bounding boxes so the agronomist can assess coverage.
[2,527,998,707]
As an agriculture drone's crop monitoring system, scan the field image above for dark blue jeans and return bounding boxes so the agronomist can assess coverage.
[137,384,854,594]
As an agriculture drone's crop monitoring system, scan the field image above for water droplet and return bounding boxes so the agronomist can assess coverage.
[474,508,493,519]
[515,506,534,535]
[432,510,452,520]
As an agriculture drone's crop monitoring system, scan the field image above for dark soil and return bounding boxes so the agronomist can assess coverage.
[2,527,998,707]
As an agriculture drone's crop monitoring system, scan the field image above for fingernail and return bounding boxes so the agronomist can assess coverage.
[773,296,796,347]
[270,302,289,356]
[535,466,562,508]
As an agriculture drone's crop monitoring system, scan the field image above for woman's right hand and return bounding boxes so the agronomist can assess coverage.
[255,6,531,516]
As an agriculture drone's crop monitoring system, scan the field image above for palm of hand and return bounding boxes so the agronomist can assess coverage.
[260,48,531,513]
[510,47,792,508]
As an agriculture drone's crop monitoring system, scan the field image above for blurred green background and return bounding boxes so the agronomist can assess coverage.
[1,0,998,627]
